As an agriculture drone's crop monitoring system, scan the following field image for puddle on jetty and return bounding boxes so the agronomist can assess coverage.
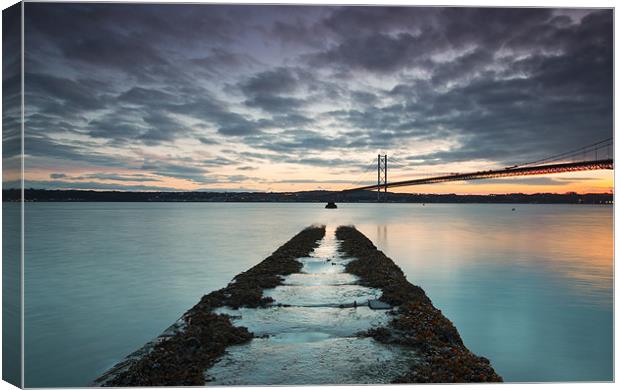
[207,227,417,385]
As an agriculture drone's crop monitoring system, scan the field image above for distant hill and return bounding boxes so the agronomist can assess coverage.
[1,188,613,204]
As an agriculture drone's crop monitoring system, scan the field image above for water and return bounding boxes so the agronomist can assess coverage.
[12,202,612,386]
[2,203,21,386]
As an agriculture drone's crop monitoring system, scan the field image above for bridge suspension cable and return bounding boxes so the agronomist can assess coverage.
[342,138,613,192]
[517,138,613,168]
[349,158,378,187]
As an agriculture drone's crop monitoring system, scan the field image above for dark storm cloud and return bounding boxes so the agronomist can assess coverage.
[2,77,22,166]
[25,3,240,76]
[216,116,263,136]
[241,68,300,96]
[225,147,358,169]
[350,91,379,106]
[95,84,264,143]
[21,3,613,189]
[49,172,158,182]
[26,113,85,136]
[24,2,270,152]
[19,134,133,168]
[201,156,238,167]
[323,9,611,164]
[428,48,495,86]
[63,33,168,75]
[258,113,315,129]
[2,4,21,81]
[26,73,110,113]
[245,129,342,153]
[320,6,437,37]
[284,156,359,167]
[23,180,178,192]
[141,160,211,183]
[88,116,144,143]
[311,32,436,73]
[313,7,560,72]
[190,48,256,76]
[270,20,326,48]
[119,87,178,106]
[78,173,158,182]
[198,137,219,145]
[139,112,190,145]
[245,95,306,113]
[238,67,310,114]
[127,86,264,137]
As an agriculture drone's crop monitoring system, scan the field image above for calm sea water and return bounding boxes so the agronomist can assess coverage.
[8,202,612,386]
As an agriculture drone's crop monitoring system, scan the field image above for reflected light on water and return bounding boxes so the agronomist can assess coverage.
[19,202,612,385]
[350,204,612,382]
[358,207,612,307]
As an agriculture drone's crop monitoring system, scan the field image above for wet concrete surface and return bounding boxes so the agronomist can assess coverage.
[206,227,415,384]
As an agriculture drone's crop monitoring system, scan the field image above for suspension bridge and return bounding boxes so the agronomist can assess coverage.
[341,138,613,199]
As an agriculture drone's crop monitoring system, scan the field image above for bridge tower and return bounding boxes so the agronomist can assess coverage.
[377,154,388,202]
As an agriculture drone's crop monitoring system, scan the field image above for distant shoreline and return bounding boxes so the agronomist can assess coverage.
[2,188,613,204]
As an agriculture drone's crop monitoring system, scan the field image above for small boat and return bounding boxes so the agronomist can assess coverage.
[325,202,337,209]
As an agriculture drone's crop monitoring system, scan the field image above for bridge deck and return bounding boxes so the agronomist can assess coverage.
[343,159,613,192]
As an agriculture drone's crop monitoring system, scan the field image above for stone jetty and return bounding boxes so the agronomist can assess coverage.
[95,224,501,386]
[95,225,326,386]
[337,225,502,383]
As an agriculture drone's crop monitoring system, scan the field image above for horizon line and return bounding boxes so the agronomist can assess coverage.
[2,188,614,196]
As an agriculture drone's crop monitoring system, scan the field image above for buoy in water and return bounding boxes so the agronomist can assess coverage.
[325,202,337,209]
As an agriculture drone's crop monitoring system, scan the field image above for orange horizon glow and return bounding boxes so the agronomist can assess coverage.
[14,165,614,194]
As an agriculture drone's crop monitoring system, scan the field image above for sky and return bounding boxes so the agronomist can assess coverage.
[2,3,614,194]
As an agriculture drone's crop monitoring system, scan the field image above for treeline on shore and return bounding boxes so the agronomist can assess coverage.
[2,188,613,204]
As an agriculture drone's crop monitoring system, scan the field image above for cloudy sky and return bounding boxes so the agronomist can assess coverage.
[5,3,613,193]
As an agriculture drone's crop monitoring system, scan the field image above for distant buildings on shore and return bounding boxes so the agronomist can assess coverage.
[2,189,614,204]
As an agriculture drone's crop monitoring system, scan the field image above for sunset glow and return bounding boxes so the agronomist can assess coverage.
[3,4,612,194]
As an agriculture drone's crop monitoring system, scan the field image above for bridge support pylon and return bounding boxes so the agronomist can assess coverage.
[377,154,387,202]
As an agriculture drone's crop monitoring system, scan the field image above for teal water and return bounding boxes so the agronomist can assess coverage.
[2,203,21,386]
[14,202,612,386]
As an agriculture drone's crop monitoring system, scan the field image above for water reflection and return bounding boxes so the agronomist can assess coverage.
[22,203,612,385]
[351,205,612,382]
[376,224,388,248]
[357,206,612,308]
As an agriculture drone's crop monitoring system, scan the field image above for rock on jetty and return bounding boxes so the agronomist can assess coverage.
[94,225,326,386]
[336,225,502,383]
